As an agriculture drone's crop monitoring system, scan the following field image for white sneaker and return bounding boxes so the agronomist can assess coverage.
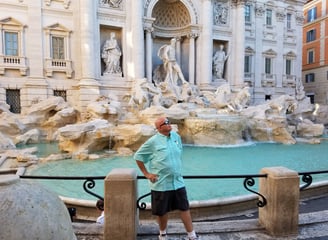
[187,235,200,240]
[158,234,168,240]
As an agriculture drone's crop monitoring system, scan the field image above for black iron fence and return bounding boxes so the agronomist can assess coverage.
[299,170,328,190]
[136,174,268,210]
[17,169,328,210]
[20,175,105,200]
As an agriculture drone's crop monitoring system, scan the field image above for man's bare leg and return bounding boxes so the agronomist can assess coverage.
[180,210,193,232]
[157,213,169,232]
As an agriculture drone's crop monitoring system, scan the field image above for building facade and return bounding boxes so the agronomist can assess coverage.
[0,0,305,113]
[302,0,328,104]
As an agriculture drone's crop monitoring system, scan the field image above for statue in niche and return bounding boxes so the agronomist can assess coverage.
[213,44,229,80]
[101,32,122,75]
[155,38,188,101]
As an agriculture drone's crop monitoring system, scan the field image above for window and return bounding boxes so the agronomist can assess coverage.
[307,49,314,64]
[245,5,251,23]
[265,58,272,74]
[4,32,18,56]
[51,36,65,59]
[286,13,292,30]
[305,73,315,83]
[306,29,316,42]
[54,90,67,101]
[244,55,251,73]
[307,94,315,104]
[286,59,291,75]
[307,7,317,22]
[44,23,73,78]
[265,95,271,101]
[0,17,27,76]
[6,89,21,113]
[266,9,272,26]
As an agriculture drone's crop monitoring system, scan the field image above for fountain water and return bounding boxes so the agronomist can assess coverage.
[27,140,328,201]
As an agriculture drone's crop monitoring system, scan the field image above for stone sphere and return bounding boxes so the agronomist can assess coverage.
[0,175,76,240]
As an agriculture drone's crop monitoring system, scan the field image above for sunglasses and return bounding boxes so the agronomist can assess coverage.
[160,119,170,127]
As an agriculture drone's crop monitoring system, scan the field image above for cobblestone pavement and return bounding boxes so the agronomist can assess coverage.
[137,210,328,240]
[74,194,328,240]
[137,195,328,240]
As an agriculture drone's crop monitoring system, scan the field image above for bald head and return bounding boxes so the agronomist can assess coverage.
[155,116,172,136]
[155,117,167,130]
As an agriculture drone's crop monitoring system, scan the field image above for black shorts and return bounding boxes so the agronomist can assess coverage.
[151,187,190,216]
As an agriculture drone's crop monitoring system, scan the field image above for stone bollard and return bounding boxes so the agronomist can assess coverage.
[0,174,76,240]
[104,168,138,240]
[259,166,299,237]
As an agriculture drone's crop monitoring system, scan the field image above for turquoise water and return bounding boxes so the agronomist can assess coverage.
[27,141,328,201]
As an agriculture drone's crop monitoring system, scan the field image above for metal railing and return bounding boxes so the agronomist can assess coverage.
[17,169,328,209]
[299,170,328,190]
[136,174,268,210]
[19,175,105,200]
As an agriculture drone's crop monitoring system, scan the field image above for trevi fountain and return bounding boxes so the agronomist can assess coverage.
[0,70,326,167]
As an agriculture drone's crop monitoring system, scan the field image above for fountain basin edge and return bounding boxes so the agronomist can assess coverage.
[61,180,328,222]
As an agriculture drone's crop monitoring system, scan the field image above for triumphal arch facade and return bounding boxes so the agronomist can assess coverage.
[0,0,305,112]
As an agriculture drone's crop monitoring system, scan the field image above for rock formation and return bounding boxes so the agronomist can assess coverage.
[0,84,326,164]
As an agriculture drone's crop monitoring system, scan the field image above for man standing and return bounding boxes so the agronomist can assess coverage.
[134,117,199,240]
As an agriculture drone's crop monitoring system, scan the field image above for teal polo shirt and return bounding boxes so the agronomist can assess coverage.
[134,131,185,191]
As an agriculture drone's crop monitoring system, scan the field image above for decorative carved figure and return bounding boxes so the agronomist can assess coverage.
[214,3,228,25]
[157,38,187,101]
[101,0,122,8]
[213,44,229,79]
[102,32,122,75]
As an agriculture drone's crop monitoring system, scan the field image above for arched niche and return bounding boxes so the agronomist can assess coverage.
[144,0,200,82]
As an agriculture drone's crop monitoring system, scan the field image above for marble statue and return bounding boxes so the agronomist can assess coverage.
[155,38,188,101]
[213,44,229,79]
[102,32,122,75]
[228,87,251,112]
[158,38,187,85]
[127,78,161,110]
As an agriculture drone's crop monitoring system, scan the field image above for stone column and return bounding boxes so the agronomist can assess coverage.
[188,33,197,85]
[77,0,100,110]
[145,24,154,82]
[128,0,145,79]
[259,167,299,237]
[104,168,138,240]
[79,0,98,81]
[176,37,182,66]
[254,4,265,89]
[26,0,44,78]
[198,0,213,88]
[275,11,285,88]
[23,0,48,110]
[230,0,245,89]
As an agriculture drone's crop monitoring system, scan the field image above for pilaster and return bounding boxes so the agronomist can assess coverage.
[230,0,246,89]
[199,0,213,88]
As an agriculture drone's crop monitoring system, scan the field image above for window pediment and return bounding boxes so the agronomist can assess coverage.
[285,51,296,59]
[263,49,277,57]
[245,46,255,55]
[44,23,71,33]
[0,17,26,30]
